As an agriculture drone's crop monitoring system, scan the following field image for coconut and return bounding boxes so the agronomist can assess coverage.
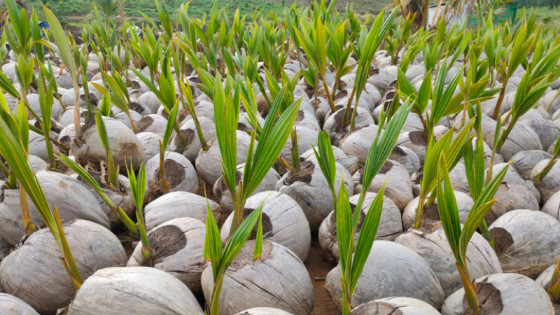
[144,191,219,230]
[276,159,353,232]
[145,152,198,199]
[68,266,204,315]
[138,91,161,114]
[0,293,39,314]
[485,123,543,161]
[26,93,64,121]
[531,159,560,203]
[395,130,427,164]
[70,117,145,170]
[136,132,162,162]
[402,192,474,230]
[486,183,539,225]
[388,146,421,176]
[355,160,413,210]
[489,163,540,203]
[173,116,217,164]
[127,217,206,292]
[196,130,254,186]
[542,190,560,221]
[536,263,556,290]
[0,220,126,314]
[520,118,560,150]
[279,126,319,165]
[214,166,280,212]
[339,125,379,164]
[323,107,375,145]
[114,110,142,130]
[301,146,360,175]
[326,240,445,310]
[395,227,502,296]
[319,192,403,260]
[0,171,110,245]
[234,307,294,315]
[201,240,314,315]
[441,273,554,315]
[28,155,48,173]
[0,236,10,262]
[220,191,311,262]
[28,130,60,163]
[351,297,440,315]
[489,209,560,278]
[136,114,168,137]
[511,150,552,179]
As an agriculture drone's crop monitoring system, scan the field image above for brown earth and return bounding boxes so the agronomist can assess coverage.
[306,240,338,315]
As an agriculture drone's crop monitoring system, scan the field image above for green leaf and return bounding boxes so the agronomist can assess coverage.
[313,131,337,193]
[335,178,353,278]
[219,206,262,270]
[204,201,223,279]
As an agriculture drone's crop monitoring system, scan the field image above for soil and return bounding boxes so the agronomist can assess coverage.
[306,240,338,314]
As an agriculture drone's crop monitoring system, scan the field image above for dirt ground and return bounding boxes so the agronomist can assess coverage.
[306,240,338,314]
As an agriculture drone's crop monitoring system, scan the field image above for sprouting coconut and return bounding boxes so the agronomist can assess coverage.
[531,159,560,203]
[542,190,560,220]
[28,155,48,173]
[279,126,319,165]
[144,191,219,230]
[441,273,554,315]
[136,114,169,137]
[67,267,204,315]
[489,163,540,202]
[0,236,10,262]
[485,122,543,161]
[0,171,110,245]
[323,107,375,145]
[136,132,163,162]
[511,150,552,179]
[201,240,314,315]
[354,160,413,210]
[220,191,311,262]
[388,146,421,176]
[319,192,403,261]
[196,130,254,186]
[128,217,206,292]
[172,116,216,163]
[0,220,127,314]
[214,166,280,213]
[351,297,440,315]
[70,117,145,170]
[145,152,199,199]
[325,240,445,310]
[28,130,61,163]
[138,91,161,114]
[395,227,502,296]
[520,118,560,151]
[301,147,360,175]
[339,125,379,164]
[402,192,474,230]
[489,209,560,278]
[276,158,353,232]
[234,307,294,315]
[0,293,39,315]
[395,130,428,164]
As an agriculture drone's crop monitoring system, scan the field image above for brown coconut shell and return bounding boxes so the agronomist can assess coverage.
[0,220,127,314]
[68,267,203,315]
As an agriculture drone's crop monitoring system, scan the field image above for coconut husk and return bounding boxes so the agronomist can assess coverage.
[145,152,199,200]
[511,150,552,180]
[395,228,502,296]
[319,192,403,261]
[220,191,311,262]
[490,163,540,203]
[489,209,560,278]
[396,131,428,164]
[441,273,554,315]
[323,107,375,146]
[136,132,163,162]
[28,130,61,163]
[520,118,560,151]
[485,123,543,161]
[136,114,168,137]
[325,240,444,310]
[138,91,161,114]
[172,116,217,163]
[542,190,560,221]
[279,126,319,165]
[0,293,39,314]
[531,159,560,203]
[0,171,110,245]
[486,184,539,225]
[339,125,380,164]
[234,307,294,315]
[301,146,360,175]
[201,240,314,315]
[402,192,474,230]
[68,267,203,315]
[351,297,440,315]
[0,220,126,314]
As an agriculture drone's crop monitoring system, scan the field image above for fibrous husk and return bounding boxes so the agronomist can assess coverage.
[0,293,39,315]
[396,131,428,164]
[486,183,539,225]
[0,236,10,262]
[388,146,421,176]
[0,220,126,314]
[28,130,61,163]
[220,191,311,262]
[201,240,314,315]
[136,132,163,162]
[127,217,206,292]
[351,297,440,315]
[172,116,216,164]
[520,118,560,150]
[114,110,142,130]
[402,192,474,230]
[542,190,560,221]
[196,130,254,186]
[145,152,198,199]
[138,91,161,114]
[234,307,294,315]
[489,163,540,203]
[280,126,319,165]
[301,146,360,175]
[70,117,145,170]
[323,107,375,146]
[28,155,48,173]
[68,266,204,315]
[536,263,555,289]
[136,114,168,137]
[319,192,403,261]
[489,209,560,278]
[144,191,218,230]
[355,160,413,210]
[531,159,560,203]
[0,171,110,245]
[395,227,502,296]
[441,273,554,315]
[511,150,552,180]
[485,123,543,161]
[339,125,379,164]
[276,159,353,232]
[26,93,64,121]
[326,240,445,310]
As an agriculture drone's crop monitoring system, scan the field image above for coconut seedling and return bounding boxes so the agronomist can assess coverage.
[533,136,560,184]
[547,256,560,304]
[92,70,138,132]
[435,153,510,314]
[314,99,410,314]
[202,72,302,314]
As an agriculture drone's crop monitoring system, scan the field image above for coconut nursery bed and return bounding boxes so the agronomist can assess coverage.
[1,0,560,314]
